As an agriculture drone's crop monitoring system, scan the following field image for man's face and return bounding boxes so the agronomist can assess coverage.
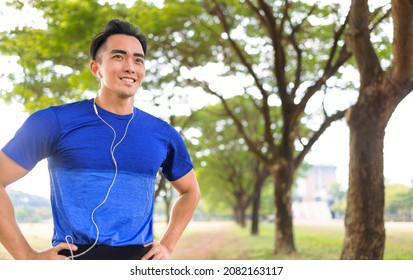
[92,34,146,99]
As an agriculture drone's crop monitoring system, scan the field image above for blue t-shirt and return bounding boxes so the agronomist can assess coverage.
[2,99,193,246]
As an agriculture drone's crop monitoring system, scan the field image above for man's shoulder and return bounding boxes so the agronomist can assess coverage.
[24,100,93,131]
[31,99,91,115]
[33,99,92,123]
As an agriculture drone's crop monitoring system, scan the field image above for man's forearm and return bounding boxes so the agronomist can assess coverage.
[159,188,200,253]
[0,185,35,259]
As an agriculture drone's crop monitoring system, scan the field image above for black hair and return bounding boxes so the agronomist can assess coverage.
[90,19,147,61]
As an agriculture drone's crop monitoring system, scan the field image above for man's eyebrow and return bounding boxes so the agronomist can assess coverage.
[110,49,145,59]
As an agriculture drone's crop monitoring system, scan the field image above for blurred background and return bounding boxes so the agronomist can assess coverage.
[1,0,413,260]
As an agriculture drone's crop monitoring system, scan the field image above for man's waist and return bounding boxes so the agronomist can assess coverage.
[59,244,152,260]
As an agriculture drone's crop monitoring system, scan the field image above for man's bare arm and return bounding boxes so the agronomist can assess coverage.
[0,151,75,259]
[0,151,36,259]
[142,169,200,260]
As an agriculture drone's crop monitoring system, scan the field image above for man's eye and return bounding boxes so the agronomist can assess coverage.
[113,55,124,60]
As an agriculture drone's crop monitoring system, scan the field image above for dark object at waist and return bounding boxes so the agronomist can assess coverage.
[59,244,152,260]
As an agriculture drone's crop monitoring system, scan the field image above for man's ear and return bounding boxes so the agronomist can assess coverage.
[90,60,101,78]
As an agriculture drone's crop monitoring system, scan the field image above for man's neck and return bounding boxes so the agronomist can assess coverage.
[94,94,135,115]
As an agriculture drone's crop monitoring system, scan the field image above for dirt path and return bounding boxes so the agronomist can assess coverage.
[170,221,251,260]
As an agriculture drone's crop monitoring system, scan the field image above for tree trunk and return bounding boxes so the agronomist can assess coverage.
[234,203,246,227]
[251,169,269,236]
[250,186,261,235]
[341,75,401,259]
[251,184,262,235]
[342,0,413,259]
[271,159,296,254]
[342,112,386,259]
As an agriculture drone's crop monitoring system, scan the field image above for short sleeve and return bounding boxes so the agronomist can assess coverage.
[161,128,193,181]
[1,107,60,171]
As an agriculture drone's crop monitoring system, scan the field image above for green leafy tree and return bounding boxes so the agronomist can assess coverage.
[169,0,354,254]
[1,0,354,255]
[180,97,270,233]
[2,0,401,258]
[0,0,133,111]
[327,182,347,218]
[384,184,413,221]
[0,0,202,221]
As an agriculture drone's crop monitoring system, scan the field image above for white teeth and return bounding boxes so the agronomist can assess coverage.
[121,78,135,83]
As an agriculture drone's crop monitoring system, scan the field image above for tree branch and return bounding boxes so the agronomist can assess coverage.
[346,0,382,88]
[294,109,346,168]
[244,0,268,27]
[194,80,271,164]
[210,0,278,155]
[286,4,317,98]
[209,0,269,97]
[258,0,289,102]
[392,0,413,84]
[296,10,352,118]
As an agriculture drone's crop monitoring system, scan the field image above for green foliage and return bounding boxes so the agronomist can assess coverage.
[0,0,154,112]
[180,97,269,217]
[323,183,413,221]
[385,184,413,220]
[14,206,51,223]
[257,181,274,218]
[0,0,395,231]
[7,188,52,223]
[327,182,347,216]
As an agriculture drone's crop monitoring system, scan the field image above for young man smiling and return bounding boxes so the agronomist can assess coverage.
[0,19,200,260]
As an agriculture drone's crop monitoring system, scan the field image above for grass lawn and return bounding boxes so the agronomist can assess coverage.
[240,220,413,260]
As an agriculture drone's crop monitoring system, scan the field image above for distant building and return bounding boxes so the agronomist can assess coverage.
[293,165,337,221]
[296,165,337,202]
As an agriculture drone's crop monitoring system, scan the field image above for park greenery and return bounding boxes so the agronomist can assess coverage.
[7,189,52,223]
[1,0,413,260]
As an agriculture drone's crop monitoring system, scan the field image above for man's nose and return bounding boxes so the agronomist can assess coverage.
[123,59,136,73]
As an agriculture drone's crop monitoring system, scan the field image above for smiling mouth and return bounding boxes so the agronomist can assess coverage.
[120,77,136,83]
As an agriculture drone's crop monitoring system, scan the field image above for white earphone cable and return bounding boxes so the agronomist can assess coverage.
[65,99,134,260]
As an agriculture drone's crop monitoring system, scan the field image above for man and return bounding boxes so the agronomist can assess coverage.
[0,19,200,260]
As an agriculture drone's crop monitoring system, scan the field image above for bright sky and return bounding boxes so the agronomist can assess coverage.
[0,0,411,199]
[306,95,413,188]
